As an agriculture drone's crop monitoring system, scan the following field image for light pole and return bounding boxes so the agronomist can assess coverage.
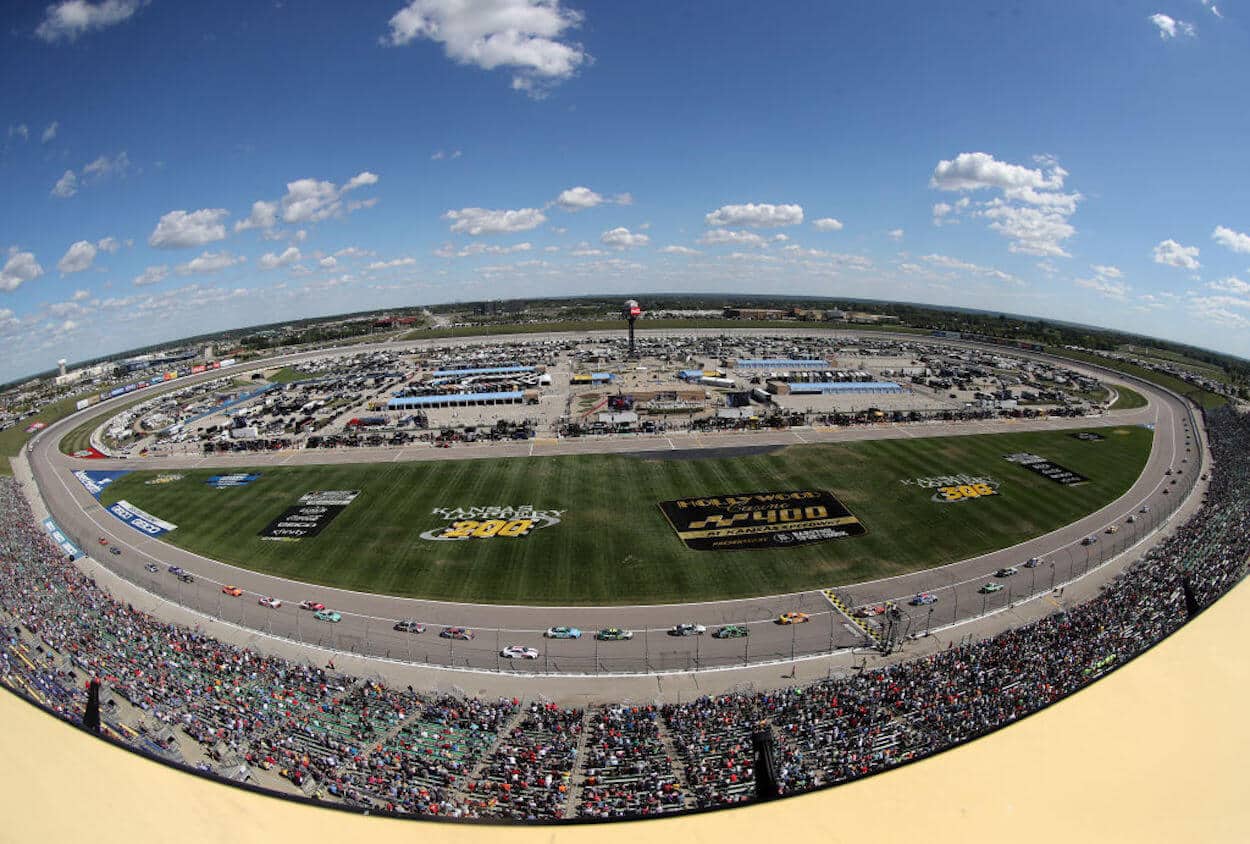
[1050,561,1056,591]
[926,606,934,637]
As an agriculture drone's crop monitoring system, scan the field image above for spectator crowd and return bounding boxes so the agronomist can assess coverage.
[1,406,1247,822]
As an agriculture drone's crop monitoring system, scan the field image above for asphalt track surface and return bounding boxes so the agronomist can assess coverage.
[23,330,1202,677]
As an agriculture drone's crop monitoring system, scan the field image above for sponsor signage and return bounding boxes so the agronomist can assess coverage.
[1070,432,1105,442]
[24,421,47,434]
[71,447,108,459]
[145,473,184,485]
[107,500,177,536]
[1003,452,1089,486]
[419,505,565,542]
[42,517,83,559]
[259,490,359,541]
[659,489,865,551]
[72,469,132,498]
[206,473,261,488]
[901,473,1001,503]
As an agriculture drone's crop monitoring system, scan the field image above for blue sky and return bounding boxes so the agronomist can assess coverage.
[2,0,1249,382]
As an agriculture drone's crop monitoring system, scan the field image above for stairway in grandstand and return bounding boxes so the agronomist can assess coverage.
[656,719,698,811]
[447,706,528,806]
[562,709,596,816]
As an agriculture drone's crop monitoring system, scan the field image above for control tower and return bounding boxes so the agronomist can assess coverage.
[623,299,642,358]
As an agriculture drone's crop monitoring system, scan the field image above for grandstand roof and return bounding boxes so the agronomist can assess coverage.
[736,358,829,368]
[387,391,524,408]
[787,381,903,394]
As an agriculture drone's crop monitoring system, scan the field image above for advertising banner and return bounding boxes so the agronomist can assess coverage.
[42,517,83,559]
[106,500,177,536]
[206,473,261,488]
[71,447,108,459]
[259,490,359,541]
[1003,453,1089,486]
[659,489,865,551]
[72,469,132,498]
[24,421,47,433]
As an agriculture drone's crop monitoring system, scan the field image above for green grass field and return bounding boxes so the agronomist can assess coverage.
[265,366,316,384]
[1110,385,1147,410]
[95,426,1152,604]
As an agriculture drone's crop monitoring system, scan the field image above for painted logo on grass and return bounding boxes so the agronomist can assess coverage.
[419,506,565,541]
[259,490,360,541]
[206,473,261,488]
[1003,453,1089,486]
[900,473,1001,503]
[658,490,865,551]
[145,473,184,485]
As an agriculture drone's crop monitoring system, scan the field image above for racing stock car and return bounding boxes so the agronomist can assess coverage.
[595,628,634,641]
[777,612,810,625]
[909,592,938,606]
[500,645,540,659]
[544,626,582,639]
[668,623,706,636]
[440,626,474,640]
[258,596,282,609]
[713,624,749,639]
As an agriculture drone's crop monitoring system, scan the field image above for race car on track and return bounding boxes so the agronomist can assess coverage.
[1023,557,1042,568]
[994,567,1018,578]
[1081,536,1098,546]
[313,610,341,623]
[979,582,1004,594]
[1105,525,1119,534]
[544,626,582,639]
[97,537,108,545]
[909,592,938,606]
[299,600,325,611]
[222,585,243,597]
[144,563,159,573]
[109,546,121,556]
[440,626,474,640]
[713,624,749,639]
[853,603,892,618]
[669,623,706,636]
[500,645,540,659]
[1127,515,1137,523]
[393,620,426,633]
[1140,505,1151,513]
[167,565,184,575]
[777,612,810,625]
[595,628,634,641]
[258,596,282,609]
[175,573,194,583]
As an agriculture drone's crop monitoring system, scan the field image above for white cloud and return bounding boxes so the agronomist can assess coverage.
[35,0,144,42]
[919,253,1023,285]
[434,241,533,258]
[57,240,97,274]
[176,251,245,276]
[1149,13,1195,39]
[811,217,843,231]
[51,170,78,198]
[235,200,278,232]
[661,245,701,256]
[96,236,119,253]
[1201,1,1223,18]
[366,257,418,271]
[443,207,547,236]
[555,186,604,210]
[82,150,129,180]
[1075,264,1130,299]
[1090,264,1122,279]
[132,265,168,287]
[334,246,374,259]
[8,124,29,141]
[258,247,302,270]
[41,121,59,143]
[319,256,337,269]
[705,202,803,228]
[888,228,905,241]
[1209,277,1250,295]
[1152,238,1201,269]
[600,227,649,249]
[1,249,45,292]
[698,228,768,248]
[149,208,230,249]
[344,171,379,191]
[431,149,463,160]
[569,242,607,257]
[72,289,90,301]
[931,152,1080,256]
[384,0,589,95]
[1212,225,1250,255]
[57,319,80,334]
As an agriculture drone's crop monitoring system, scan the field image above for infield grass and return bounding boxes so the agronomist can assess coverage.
[97,425,1152,604]
[1110,385,1147,411]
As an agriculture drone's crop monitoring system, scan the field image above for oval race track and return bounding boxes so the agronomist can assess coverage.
[19,330,1206,679]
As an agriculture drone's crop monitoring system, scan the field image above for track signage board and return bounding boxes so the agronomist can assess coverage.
[1003,452,1089,486]
[259,490,360,541]
[106,500,177,536]
[658,489,864,551]
[72,469,132,498]
[419,505,564,542]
